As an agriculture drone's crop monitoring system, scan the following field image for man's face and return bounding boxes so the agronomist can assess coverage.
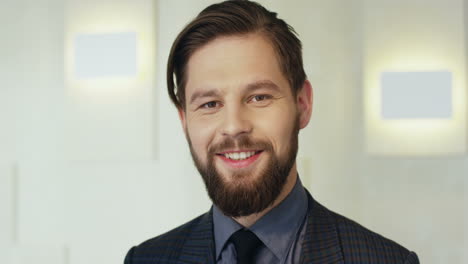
[180,33,311,217]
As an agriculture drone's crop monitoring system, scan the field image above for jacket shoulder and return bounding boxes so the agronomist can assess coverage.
[328,208,419,263]
[124,213,208,264]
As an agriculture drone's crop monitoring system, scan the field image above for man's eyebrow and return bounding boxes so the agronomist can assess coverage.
[245,80,281,93]
[189,89,221,105]
[189,80,281,105]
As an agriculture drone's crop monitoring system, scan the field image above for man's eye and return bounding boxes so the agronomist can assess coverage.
[201,101,219,109]
[251,94,272,102]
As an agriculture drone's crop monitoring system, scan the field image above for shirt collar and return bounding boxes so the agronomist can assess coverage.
[212,176,308,261]
[213,204,243,260]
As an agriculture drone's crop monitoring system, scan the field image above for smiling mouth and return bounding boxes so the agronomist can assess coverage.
[216,150,263,161]
[214,150,263,169]
[218,151,260,161]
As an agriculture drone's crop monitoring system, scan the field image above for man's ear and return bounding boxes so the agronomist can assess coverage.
[296,80,313,129]
[178,107,187,133]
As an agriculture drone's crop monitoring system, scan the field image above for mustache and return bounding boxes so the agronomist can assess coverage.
[208,135,273,154]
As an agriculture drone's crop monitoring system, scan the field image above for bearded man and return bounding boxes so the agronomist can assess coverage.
[125,1,419,263]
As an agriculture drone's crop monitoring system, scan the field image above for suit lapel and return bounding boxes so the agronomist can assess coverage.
[300,191,344,264]
[177,209,216,264]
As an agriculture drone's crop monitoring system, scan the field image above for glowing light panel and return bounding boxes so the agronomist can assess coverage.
[362,0,466,156]
[74,32,137,79]
[381,71,452,119]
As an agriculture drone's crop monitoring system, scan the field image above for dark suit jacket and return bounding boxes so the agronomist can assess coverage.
[125,191,419,263]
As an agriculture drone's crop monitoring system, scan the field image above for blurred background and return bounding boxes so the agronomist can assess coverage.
[0,0,467,263]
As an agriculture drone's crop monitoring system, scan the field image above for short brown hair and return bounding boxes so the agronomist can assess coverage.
[167,0,306,109]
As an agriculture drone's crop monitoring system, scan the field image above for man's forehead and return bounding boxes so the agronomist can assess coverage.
[186,34,277,71]
[184,34,289,101]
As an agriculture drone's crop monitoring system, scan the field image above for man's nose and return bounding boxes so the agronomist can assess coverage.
[220,106,252,138]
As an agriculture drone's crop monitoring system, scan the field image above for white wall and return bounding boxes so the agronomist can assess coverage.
[359,1,466,262]
[0,0,466,263]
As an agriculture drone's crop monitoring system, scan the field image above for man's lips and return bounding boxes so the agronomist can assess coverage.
[215,150,263,169]
[216,150,262,158]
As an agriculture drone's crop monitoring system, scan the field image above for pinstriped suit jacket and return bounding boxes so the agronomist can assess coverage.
[125,190,419,263]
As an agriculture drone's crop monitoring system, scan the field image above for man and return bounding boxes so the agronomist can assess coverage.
[125,1,419,263]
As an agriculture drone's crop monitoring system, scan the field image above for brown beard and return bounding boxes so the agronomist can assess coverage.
[186,116,299,217]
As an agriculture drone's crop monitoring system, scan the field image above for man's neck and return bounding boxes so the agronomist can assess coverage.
[233,164,298,228]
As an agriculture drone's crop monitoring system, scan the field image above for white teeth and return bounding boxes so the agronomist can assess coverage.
[223,151,256,161]
[240,152,246,159]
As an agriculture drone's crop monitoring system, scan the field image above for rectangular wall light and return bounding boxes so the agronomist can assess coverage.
[365,70,465,156]
[74,32,137,79]
[363,0,466,156]
[381,71,452,119]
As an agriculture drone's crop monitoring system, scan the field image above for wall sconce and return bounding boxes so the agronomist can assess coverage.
[64,0,157,161]
[381,71,452,119]
[362,0,466,157]
[365,70,465,156]
[74,32,137,79]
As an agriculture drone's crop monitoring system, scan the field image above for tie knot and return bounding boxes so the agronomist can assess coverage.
[229,229,263,264]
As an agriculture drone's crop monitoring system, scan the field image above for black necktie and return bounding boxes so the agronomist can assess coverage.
[229,229,263,264]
